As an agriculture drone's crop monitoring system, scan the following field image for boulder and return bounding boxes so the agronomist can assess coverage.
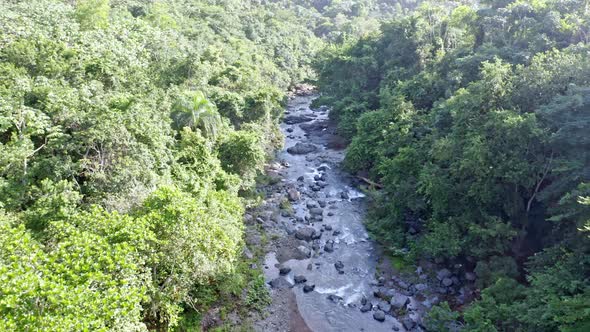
[390,294,409,309]
[360,303,372,313]
[310,207,324,215]
[397,281,409,290]
[295,227,316,241]
[378,301,392,313]
[287,188,301,201]
[294,275,307,284]
[415,283,428,292]
[287,142,318,155]
[297,245,312,258]
[334,261,344,271]
[436,268,452,281]
[373,310,386,322]
[279,267,291,276]
[303,284,315,293]
[402,317,416,330]
[442,277,453,287]
[465,272,477,282]
[269,278,293,289]
[284,114,314,125]
[324,240,335,253]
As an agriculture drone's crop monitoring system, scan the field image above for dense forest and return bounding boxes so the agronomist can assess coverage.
[0,0,405,330]
[0,0,589,331]
[315,0,590,331]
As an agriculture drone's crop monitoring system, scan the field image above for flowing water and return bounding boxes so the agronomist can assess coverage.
[261,95,408,331]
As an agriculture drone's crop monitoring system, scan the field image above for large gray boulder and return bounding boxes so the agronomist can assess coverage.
[437,268,453,281]
[295,227,316,241]
[309,207,324,215]
[287,142,318,155]
[269,277,293,289]
[284,114,314,124]
[390,294,409,310]
[373,310,386,322]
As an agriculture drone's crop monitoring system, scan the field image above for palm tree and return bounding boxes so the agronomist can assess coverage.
[171,91,222,138]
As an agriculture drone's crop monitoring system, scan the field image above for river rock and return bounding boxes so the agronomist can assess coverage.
[327,294,343,303]
[373,310,386,322]
[334,261,344,273]
[269,278,293,289]
[310,207,324,215]
[297,245,312,258]
[442,277,454,287]
[340,191,349,199]
[378,301,392,313]
[287,142,318,155]
[303,284,315,293]
[295,227,316,241]
[437,268,452,281]
[311,231,322,240]
[300,122,328,132]
[465,272,477,281]
[374,287,395,300]
[294,275,307,284]
[279,267,291,275]
[318,200,327,208]
[312,241,320,251]
[297,175,305,182]
[360,303,372,313]
[390,294,409,309]
[415,283,428,292]
[287,188,301,201]
[402,317,416,330]
[284,114,314,124]
[324,240,335,253]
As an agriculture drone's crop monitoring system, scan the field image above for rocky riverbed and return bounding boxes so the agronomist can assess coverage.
[243,94,477,331]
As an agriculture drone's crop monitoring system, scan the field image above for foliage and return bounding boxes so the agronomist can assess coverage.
[0,210,147,332]
[424,302,461,332]
[315,0,590,330]
[0,0,337,329]
[245,275,272,311]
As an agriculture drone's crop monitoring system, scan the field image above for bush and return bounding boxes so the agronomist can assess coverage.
[218,130,265,187]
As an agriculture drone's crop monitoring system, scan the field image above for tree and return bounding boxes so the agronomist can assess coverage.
[170,91,223,139]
